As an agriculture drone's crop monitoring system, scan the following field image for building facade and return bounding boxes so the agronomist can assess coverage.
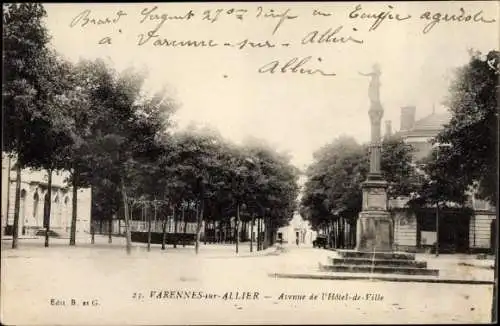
[388,107,496,253]
[1,153,92,237]
[277,175,317,245]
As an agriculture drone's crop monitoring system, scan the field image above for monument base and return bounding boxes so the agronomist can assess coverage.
[356,211,393,252]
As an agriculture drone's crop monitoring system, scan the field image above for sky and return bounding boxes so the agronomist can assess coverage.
[43,2,498,168]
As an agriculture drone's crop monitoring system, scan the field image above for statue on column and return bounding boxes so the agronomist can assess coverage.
[359,64,381,107]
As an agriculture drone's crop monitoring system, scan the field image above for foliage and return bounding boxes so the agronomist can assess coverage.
[412,50,499,208]
[3,4,300,251]
[3,3,51,164]
[301,135,416,230]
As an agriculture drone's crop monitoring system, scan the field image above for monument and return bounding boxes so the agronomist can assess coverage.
[318,64,439,277]
[356,64,393,252]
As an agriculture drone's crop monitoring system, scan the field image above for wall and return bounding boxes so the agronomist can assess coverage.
[469,213,496,249]
[392,210,417,251]
[277,212,316,245]
[2,155,92,237]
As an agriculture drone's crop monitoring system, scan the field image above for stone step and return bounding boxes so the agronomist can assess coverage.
[335,249,415,261]
[319,263,439,276]
[329,257,427,268]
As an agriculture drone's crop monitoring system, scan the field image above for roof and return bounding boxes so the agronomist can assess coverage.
[412,112,451,132]
[398,111,451,138]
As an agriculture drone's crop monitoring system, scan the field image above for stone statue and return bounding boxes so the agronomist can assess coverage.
[359,64,381,105]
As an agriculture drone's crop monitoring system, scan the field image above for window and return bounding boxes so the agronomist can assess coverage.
[33,192,39,218]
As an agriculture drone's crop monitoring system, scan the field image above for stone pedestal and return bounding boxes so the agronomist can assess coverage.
[355,175,393,252]
[356,211,393,252]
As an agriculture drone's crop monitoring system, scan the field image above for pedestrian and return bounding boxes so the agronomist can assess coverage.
[90,224,95,244]
[296,237,299,247]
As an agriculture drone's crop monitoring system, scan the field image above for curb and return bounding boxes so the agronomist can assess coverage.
[269,272,495,285]
[205,246,284,259]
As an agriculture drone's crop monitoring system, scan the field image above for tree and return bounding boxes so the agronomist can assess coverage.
[381,135,417,199]
[301,135,415,247]
[74,59,176,254]
[418,50,499,208]
[408,148,470,209]
[239,140,300,249]
[3,3,66,248]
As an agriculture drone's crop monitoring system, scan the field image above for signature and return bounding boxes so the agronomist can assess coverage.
[258,56,336,77]
[69,9,127,28]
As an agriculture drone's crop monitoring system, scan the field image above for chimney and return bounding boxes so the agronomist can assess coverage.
[400,106,416,131]
[385,120,392,138]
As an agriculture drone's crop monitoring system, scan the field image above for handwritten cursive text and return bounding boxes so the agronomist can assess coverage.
[302,26,364,45]
[139,6,195,33]
[256,7,298,35]
[138,30,217,47]
[70,9,127,28]
[258,56,336,77]
[348,4,411,31]
[420,7,496,34]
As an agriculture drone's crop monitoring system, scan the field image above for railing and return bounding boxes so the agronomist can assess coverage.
[129,220,197,234]
[92,219,198,235]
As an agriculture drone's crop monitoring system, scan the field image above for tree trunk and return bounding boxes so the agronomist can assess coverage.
[203,218,208,245]
[241,221,245,242]
[235,203,240,254]
[339,217,343,249]
[343,218,347,249]
[173,205,179,248]
[91,221,95,244]
[334,220,339,249]
[217,220,221,243]
[257,217,262,251]
[225,220,229,243]
[108,214,113,244]
[346,220,350,248]
[351,221,356,248]
[147,204,152,252]
[263,216,269,250]
[491,236,498,323]
[11,162,22,249]
[195,201,203,254]
[329,222,333,248]
[332,221,336,248]
[120,177,132,255]
[5,156,12,238]
[69,168,78,246]
[250,214,255,252]
[182,209,188,247]
[44,169,53,248]
[161,207,167,250]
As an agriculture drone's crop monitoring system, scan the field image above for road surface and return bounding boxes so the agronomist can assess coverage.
[1,237,494,324]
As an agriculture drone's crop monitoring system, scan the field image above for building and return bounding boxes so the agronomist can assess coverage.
[388,106,496,253]
[277,175,317,245]
[1,153,92,237]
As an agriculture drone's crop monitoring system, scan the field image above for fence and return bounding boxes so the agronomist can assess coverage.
[92,219,198,236]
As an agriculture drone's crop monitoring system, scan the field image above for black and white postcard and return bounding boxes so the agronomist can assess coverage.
[2,1,498,324]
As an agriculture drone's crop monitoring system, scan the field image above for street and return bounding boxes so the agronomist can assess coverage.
[1,236,494,325]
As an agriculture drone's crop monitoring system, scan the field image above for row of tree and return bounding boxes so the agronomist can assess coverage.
[300,49,499,247]
[3,3,300,253]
